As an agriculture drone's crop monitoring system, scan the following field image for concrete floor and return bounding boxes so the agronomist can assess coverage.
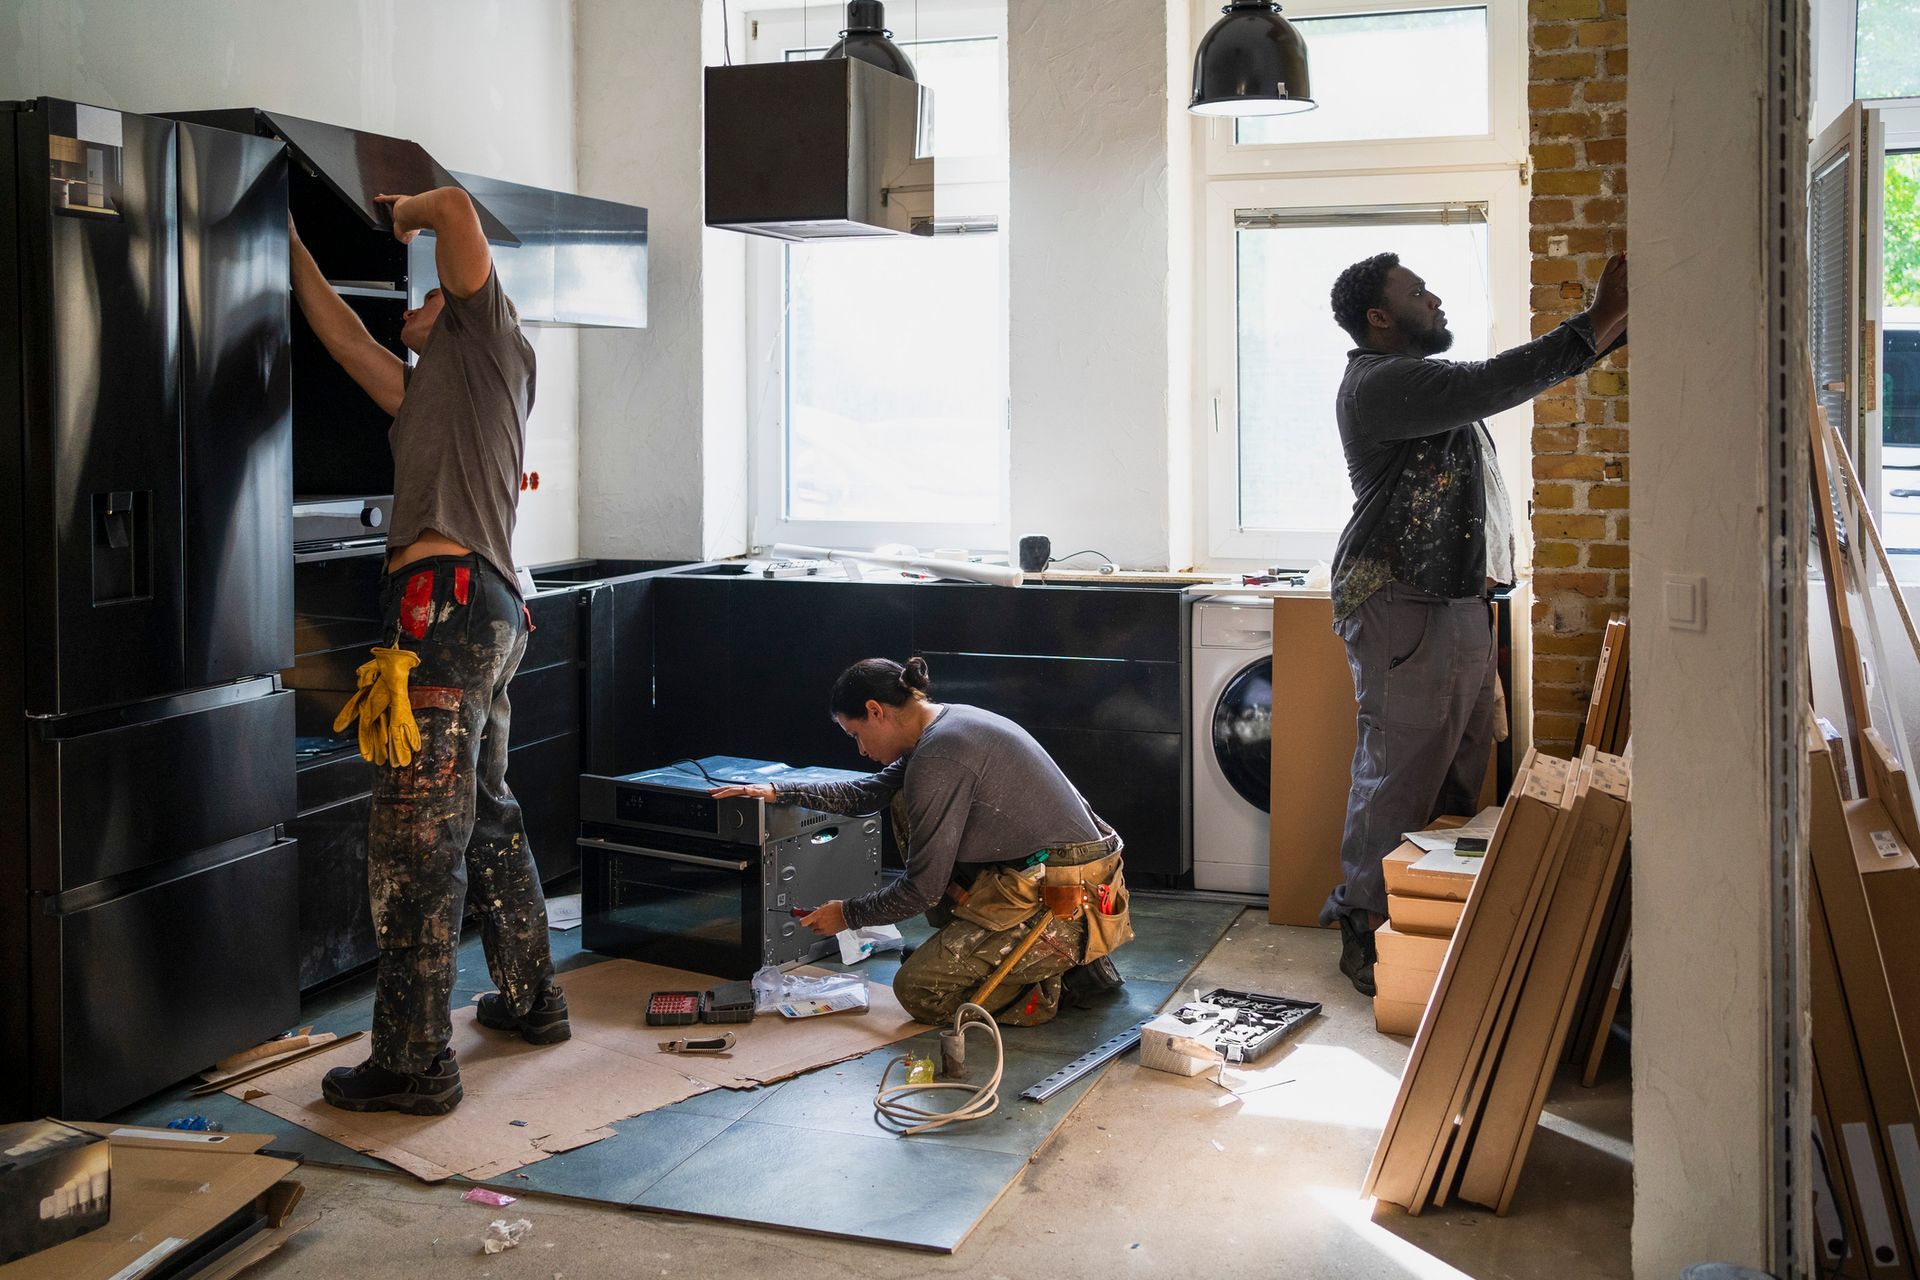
[246,911,1632,1280]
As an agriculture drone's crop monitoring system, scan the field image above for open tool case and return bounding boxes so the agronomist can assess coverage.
[1187,988,1321,1064]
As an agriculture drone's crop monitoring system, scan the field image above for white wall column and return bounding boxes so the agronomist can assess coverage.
[1629,0,1808,1274]
[576,0,747,563]
[1007,0,1184,569]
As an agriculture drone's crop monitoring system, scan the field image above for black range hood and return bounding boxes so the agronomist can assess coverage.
[163,107,518,244]
[409,171,647,328]
[705,55,935,242]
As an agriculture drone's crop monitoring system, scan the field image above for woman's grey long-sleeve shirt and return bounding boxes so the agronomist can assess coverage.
[775,704,1101,929]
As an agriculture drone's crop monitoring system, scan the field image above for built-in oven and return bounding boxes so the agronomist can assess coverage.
[579,758,883,978]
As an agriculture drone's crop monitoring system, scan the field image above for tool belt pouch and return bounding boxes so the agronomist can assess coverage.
[1045,851,1132,963]
[952,865,1046,933]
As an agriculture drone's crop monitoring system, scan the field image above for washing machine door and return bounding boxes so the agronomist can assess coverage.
[1212,657,1272,813]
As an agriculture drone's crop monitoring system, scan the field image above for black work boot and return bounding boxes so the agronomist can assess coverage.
[475,985,571,1045]
[1061,955,1126,1007]
[1338,912,1378,998]
[321,1049,463,1116]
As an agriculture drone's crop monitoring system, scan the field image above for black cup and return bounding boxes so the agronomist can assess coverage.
[1017,536,1051,573]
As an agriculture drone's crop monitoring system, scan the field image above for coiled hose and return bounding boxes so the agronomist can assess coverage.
[872,1002,1005,1135]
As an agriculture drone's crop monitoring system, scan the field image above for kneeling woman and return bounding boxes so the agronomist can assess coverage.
[714,657,1131,1027]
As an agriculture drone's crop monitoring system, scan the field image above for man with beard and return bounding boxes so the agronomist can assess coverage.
[1319,251,1628,996]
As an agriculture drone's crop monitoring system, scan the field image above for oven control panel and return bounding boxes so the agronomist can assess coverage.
[614,786,718,834]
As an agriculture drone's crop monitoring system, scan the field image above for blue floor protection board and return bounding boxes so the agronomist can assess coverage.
[110,893,1243,1252]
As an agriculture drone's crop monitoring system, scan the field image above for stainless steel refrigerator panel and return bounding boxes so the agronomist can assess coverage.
[177,122,293,684]
[34,834,299,1118]
[19,103,187,715]
[29,686,294,893]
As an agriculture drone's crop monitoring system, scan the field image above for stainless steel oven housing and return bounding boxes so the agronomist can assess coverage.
[578,765,882,978]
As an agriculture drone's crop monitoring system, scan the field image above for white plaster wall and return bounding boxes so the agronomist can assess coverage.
[1811,0,1857,139]
[1,0,582,566]
[576,0,748,564]
[1629,0,1807,1272]
[1007,0,1178,569]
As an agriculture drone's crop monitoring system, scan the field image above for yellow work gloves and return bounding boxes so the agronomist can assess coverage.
[333,645,423,767]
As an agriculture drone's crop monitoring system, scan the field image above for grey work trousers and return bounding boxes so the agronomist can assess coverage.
[1319,583,1497,926]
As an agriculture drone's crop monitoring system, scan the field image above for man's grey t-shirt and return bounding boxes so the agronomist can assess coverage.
[775,704,1104,930]
[388,267,535,590]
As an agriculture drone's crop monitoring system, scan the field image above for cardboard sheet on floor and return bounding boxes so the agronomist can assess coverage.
[1,1125,307,1280]
[223,959,922,1183]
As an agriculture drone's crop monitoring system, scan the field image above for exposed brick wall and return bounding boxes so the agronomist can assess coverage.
[1527,0,1628,756]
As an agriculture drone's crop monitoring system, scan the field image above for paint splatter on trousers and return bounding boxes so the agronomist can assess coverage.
[894,907,1086,1027]
[366,555,554,1074]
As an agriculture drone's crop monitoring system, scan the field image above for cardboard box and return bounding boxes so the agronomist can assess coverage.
[0,1122,110,1266]
[2,1125,309,1280]
[1382,840,1481,903]
[1374,997,1426,1037]
[1267,596,1358,926]
[1457,748,1632,1214]
[1376,924,1449,972]
[1373,961,1440,1006]
[1388,894,1465,937]
[1364,750,1575,1212]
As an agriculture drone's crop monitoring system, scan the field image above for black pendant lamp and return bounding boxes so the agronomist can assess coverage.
[826,1,918,81]
[1190,0,1315,118]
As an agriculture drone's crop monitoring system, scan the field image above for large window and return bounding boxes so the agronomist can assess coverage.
[1234,207,1490,538]
[1198,0,1525,566]
[747,2,1009,551]
[1857,0,1920,100]
[1235,6,1491,147]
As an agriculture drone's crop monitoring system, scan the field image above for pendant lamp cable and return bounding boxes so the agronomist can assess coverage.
[721,0,732,64]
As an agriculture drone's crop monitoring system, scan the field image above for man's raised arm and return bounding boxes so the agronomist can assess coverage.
[288,216,406,415]
[374,187,491,299]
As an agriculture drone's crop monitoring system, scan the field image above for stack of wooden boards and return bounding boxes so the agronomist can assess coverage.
[1375,831,1482,1035]
[1808,717,1920,1277]
[1364,745,1633,1215]
[1563,614,1633,1084]
[1805,368,1920,1275]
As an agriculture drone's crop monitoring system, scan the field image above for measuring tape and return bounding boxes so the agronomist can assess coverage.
[1020,1017,1154,1102]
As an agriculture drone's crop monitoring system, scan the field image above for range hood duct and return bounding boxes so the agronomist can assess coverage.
[705,7,936,243]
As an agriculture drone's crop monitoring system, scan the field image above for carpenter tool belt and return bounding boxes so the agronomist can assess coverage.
[948,816,1133,963]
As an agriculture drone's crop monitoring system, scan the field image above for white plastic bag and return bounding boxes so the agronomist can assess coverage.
[750,966,870,1017]
[835,923,904,965]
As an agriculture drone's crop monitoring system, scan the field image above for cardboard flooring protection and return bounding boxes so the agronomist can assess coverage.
[226,960,924,1183]
[0,1126,306,1280]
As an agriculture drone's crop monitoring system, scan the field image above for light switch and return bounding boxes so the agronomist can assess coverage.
[1664,574,1705,631]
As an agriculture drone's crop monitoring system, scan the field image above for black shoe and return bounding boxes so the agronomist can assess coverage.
[1061,955,1126,1007]
[475,985,571,1045]
[321,1050,463,1116]
[1338,912,1378,998]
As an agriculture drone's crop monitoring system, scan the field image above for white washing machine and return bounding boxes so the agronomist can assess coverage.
[1189,598,1275,894]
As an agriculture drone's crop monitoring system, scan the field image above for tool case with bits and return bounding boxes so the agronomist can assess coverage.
[1182,988,1321,1064]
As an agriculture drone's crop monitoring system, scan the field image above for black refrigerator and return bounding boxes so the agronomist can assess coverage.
[0,98,300,1120]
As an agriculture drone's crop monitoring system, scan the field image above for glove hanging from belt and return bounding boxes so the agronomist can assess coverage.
[333,645,422,767]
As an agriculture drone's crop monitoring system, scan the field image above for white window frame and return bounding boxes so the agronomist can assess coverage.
[1195,0,1528,568]
[1200,0,1527,179]
[744,0,1010,554]
[1202,170,1526,564]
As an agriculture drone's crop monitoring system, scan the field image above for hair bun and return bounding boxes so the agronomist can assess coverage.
[901,655,931,691]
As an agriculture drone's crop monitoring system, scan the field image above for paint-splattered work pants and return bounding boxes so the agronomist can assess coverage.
[1320,582,1497,926]
[367,555,554,1074]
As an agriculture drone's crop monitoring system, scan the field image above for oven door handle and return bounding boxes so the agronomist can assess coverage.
[576,836,753,873]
